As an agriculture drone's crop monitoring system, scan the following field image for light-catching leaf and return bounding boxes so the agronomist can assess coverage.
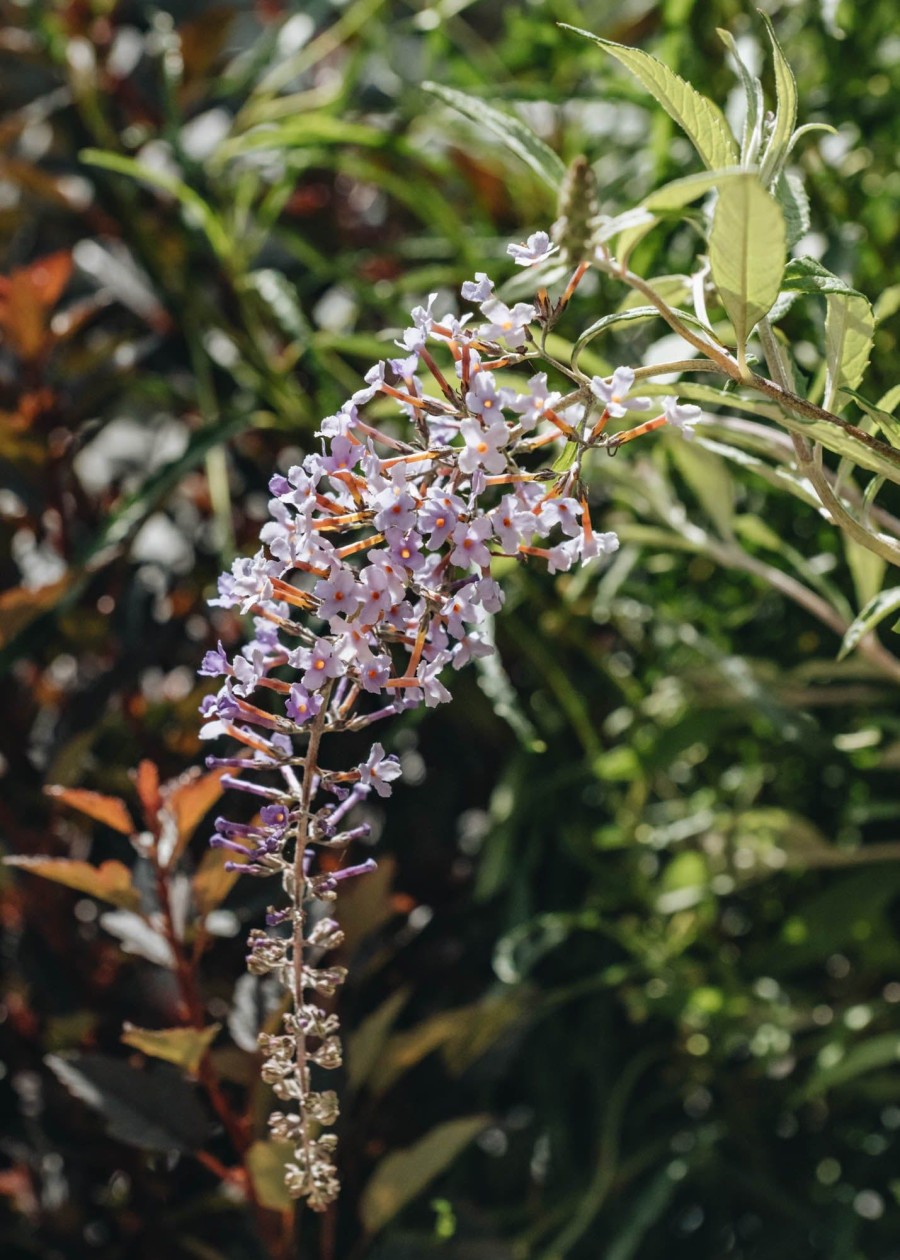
[421,83,565,190]
[825,291,875,411]
[669,438,735,537]
[4,857,140,911]
[838,587,900,661]
[803,1033,900,1099]
[759,12,798,185]
[717,29,764,163]
[709,174,786,370]
[360,1115,488,1234]
[562,27,739,171]
[121,1023,221,1076]
[162,766,228,866]
[43,785,135,835]
[781,257,864,298]
[246,1141,294,1211]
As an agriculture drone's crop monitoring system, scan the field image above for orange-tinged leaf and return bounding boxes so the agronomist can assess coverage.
[135,761,161,824]
[121,1022,220,1075]
[162,767,228,864]
[44,785,135,835]
[0,578,72,650]
[0,251,72,359]
[192,844,241,917]
[3,857,141,910]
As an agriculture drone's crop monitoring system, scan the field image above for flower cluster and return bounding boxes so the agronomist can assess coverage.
[198,232,700,1209]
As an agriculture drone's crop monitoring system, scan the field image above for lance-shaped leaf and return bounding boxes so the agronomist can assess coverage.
[825,290,875,411]
[43,785,135,835]
[46,1053,212,1153]
[4,857,141,911]
[717,28,764,164]
[759,12,798,185]
[121,1022,221,1076]
[838,587,900,661]
[613,166,745,261]
[709,174,786,371]
[421,83,566,190]
[561,27,738,171]
[360,1115,489,1234]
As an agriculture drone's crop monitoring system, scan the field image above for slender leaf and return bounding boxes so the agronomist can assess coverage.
[759,12,798,184]
[360,1115,488,1234]
[825,291,875,410]
[838,587,900,660]
[562,27,739,171]
[422,83,565,189]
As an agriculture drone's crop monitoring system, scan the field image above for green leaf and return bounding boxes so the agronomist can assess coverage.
[840,389,900,450]
[561,27,739,171]
[874,284,900,324]
[668,438,735,537]
[80,150,231,259]
[838,587,900,660]
[360,1115,488,1234]
[246,1141,294,1211]
[613,167,746,260]
[708,173,786,371]
[717,29,764,163]
[825,291,875,411]
[758,12,798,185]
[803,1033,900,1099]
[346,988,409,1093]
[781,257,865,298]
[573,304,719,371]
[421,83,565,190]
[241,269,309,343]
[774,169,810,248]
[120,1023,221,1076]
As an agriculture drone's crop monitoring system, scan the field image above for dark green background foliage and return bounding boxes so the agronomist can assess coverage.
[1,1,899,1257]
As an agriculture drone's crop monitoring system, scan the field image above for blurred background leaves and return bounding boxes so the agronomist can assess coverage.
[1,1,900,1258]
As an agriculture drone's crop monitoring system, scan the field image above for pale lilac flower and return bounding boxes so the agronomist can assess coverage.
[507,230,559,267]
[419,491,464,550]
[479,298,536,349]
[315,566,362,620]
[580,530,620,562]
[199,641,231,677]
[358,655,391,694]
[464,370,506,420]
[489,494,534,552]
[452,631,493,669]
[358,743,402,798]
[415,658,452,708]
[590,367,651,418]
[301,639,341,691]
[537,496,582,538]
[663,395,701,438]
[510,372,561,432]
[441,585,480,638]
[286,685,324,725]
[450,517,493,569]
[475,576,505,614]
[461,272,494,302]
[458,417,509,475]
